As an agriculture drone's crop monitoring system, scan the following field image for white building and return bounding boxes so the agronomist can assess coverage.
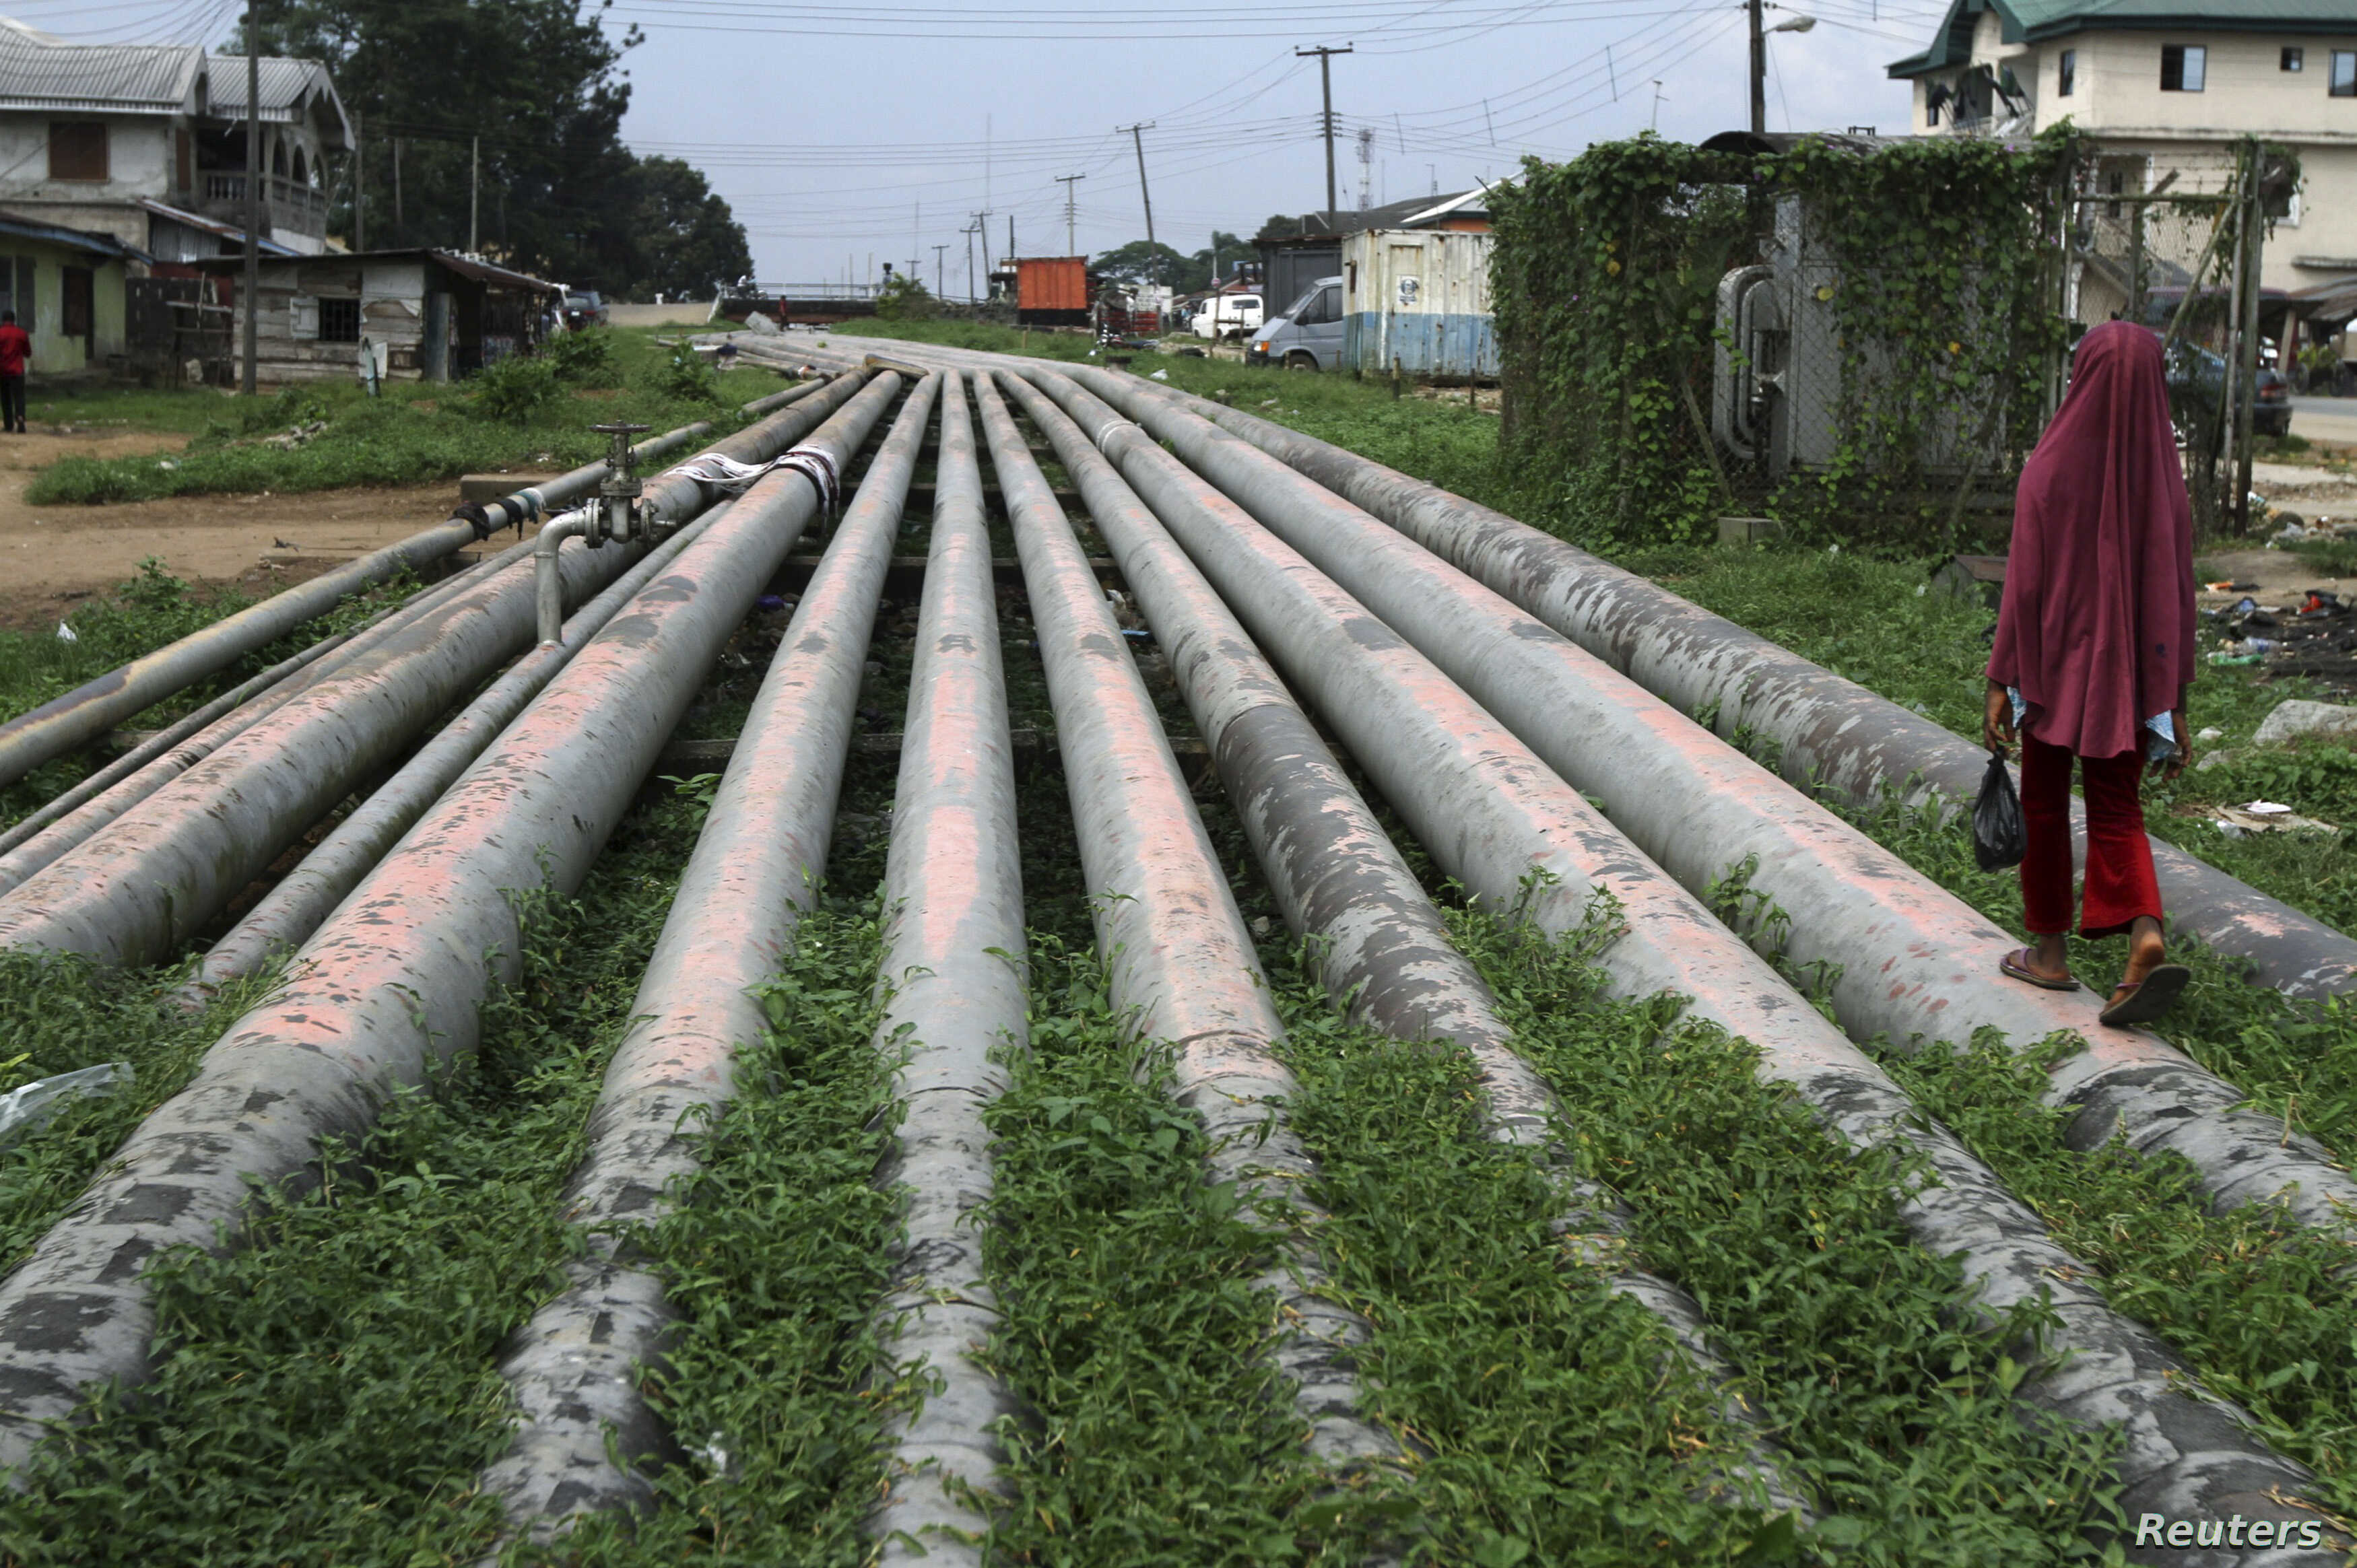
[0,18,350,261]
[1888,0,2357,301]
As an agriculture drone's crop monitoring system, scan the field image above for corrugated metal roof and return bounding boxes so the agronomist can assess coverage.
[187,247,562,293]
[0,28,199,111]
[205,55,352,145]
[135,198,300,256]
[0,206,142,259]
[1891,0,2357,75]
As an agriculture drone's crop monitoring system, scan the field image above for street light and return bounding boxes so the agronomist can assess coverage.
[1748,1,1818,133]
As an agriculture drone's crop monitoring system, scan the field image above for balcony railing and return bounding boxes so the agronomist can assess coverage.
[195,172,328,237]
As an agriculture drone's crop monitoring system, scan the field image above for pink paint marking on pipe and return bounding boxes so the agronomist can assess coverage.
[868,370,1028,1565]
[0,373,911,1481]
[973,372,1401,1474]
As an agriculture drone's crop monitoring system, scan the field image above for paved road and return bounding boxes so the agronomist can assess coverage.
[2292,395,2357,448]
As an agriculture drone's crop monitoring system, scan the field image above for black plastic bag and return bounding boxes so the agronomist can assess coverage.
[1972,748,2026,872]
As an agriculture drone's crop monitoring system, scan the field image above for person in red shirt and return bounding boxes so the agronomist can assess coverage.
[0,310,28,434]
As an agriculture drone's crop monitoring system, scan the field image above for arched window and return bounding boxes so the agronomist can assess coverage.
[272,139,288,176]
[292,147,308,185]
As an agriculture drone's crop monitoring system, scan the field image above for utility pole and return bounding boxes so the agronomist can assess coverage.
[1297,44,1353,213]
[1006,213,1014,265]
[241,0,259,396]
[392,136,401,233]
[971,209,993,298]
[933,242,948,297]
[1748,0,1767,135]
[1119,121,1158,284]
[1055,173,1084,257]
[352,111,364,252]
[469,134,479,252]
[964,221,978,304]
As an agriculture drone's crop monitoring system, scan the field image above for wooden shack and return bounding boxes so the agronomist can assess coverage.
[193,247,560,384]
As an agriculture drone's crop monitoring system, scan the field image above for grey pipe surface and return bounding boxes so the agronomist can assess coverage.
[1073,367,2357,1000]
[973,372,1403,1475]
[737,378,822,418]
[867,371,1028,1563]
[474,368,917,1530]
[1003,368,1813,1521]
[1065,371,2357,1241]
[176,508,736,1003]
[0,540,536,893]
[533,514,594,646]
[0,372,910,1482]
[1029,369,2333,1563]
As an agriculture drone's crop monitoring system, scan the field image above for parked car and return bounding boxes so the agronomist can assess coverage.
[1248,277,1344,371]
[563,291,609,331]
[1192,293,1262,340]
[2161,339,2290,440]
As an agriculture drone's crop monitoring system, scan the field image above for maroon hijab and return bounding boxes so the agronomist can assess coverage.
[1988,321,2195,759]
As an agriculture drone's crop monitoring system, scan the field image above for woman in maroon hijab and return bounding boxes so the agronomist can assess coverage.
[1984,320,2195,1025]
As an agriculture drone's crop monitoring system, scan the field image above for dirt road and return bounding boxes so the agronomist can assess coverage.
[0,428,480,632]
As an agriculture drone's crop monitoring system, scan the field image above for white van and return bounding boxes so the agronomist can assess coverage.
[1192,293,1263,340]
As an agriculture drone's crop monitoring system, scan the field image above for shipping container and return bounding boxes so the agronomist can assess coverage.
[1258,238,1340,327]
[1340,228,1497,380]
[1016,256,1092,325]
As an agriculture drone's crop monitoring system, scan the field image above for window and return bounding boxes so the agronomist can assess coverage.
[2335,50,2357,96]
[2284,46,2305,71]
[47,122,106,181]
[2058,48,2076,96]
[1927,98,1941,126]
[2160,44,2206,92]
[319,296,360,343]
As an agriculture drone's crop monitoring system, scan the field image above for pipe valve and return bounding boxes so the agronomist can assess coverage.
[588,421,653,547]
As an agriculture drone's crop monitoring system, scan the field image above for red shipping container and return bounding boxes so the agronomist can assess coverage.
[1016,257,1090,319]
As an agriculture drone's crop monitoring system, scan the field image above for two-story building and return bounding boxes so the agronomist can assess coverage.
[1888,0,2357,310]
[0,17,349,262]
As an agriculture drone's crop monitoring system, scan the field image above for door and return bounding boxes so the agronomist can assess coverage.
[63,267,94,346]
[1296,283,1344,368]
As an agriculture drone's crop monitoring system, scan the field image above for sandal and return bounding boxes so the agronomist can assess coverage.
[2099,964,2191,1027]
[2000,947,2079,992]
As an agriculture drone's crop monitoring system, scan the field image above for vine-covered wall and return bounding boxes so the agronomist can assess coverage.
[1492,130,2078,553]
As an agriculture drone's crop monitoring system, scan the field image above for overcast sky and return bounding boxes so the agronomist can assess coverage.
[31,0,1933,291]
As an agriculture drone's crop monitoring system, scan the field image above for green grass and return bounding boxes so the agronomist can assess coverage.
[0,559,426,832]
[1430,906,2126,1566]
[0,787,909,1568]
[24,329,787,507]
[1876,1031,2357,1524]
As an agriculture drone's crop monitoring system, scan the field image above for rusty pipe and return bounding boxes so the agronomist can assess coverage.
[477,368,927,1532]
[1003,370,2333,1561]
[1063,369,2357,1247]
[1073,367,2357,1000]
[0,371,910,1482]
[867,370,1028,1563]
[972,371,1403,1474]
[999,368,1812,1521]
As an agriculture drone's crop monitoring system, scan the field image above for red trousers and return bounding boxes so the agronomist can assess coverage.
[2018,732,2162,939]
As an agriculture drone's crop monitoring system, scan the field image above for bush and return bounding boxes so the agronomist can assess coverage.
[657,342,722,405]
[468,353,563,422]
[545,327,622,387]
[871,273,937,321]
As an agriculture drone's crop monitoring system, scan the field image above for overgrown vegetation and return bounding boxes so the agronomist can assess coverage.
[26,329,781,506]
[1490,131,2077,552]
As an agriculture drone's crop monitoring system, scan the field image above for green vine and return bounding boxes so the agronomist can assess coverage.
[1494,129,2081,553]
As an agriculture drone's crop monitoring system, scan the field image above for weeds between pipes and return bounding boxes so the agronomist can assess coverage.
[1435,906,2127,1565]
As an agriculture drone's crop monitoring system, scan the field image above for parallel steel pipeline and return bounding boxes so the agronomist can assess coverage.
[1001,368,1814,1521]
[0,421,710,791]
[474,369,922,1528]
[0,372,910,1478]
[1074,367,2357,1000]
[972,372,1404,1474]
[867,370,1028,1563]
[0,383,866,969]
[1005,368,2333,1560]
[1061,369,2357,1243]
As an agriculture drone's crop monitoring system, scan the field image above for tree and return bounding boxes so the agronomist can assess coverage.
[623,157,752,300]
[1092,240,1190,289]
[1255,213,1306,240]
[259,0,748,298]
[872,272,937,320]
